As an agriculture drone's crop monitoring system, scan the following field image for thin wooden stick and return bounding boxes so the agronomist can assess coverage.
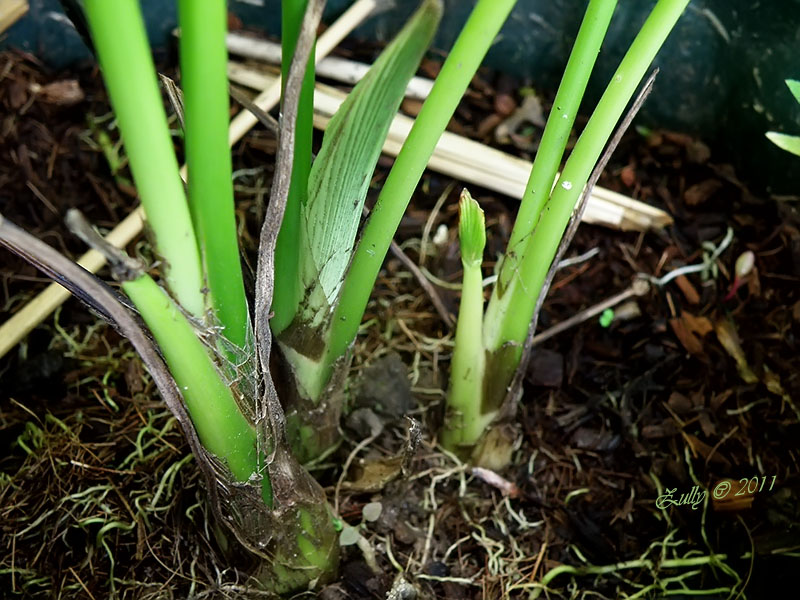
[0,0,378,359]
[0,0,27,34]
[389,239,454,328]
[0,209,144,357]
[228,63,673,232]
[226,32,433,100]
[530,279,650,346]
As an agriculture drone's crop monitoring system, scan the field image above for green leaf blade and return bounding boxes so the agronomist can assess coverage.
[785,79,800,105]
[296,0,442,327]
[766,131,800,157]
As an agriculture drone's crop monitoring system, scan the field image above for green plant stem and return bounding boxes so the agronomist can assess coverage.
[442,190,488,450]
[324,0,517,376]
[83,0,204,318]
[121,275,259,484]
[497,0,617,294]
[272,0,316,335]
[178,0,249,348]
[483,0,689,365]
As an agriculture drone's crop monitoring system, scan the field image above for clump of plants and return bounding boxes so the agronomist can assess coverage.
[0,0,689,593]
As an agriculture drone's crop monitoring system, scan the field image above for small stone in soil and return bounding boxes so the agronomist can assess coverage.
[526,348,564,388]
[355,352,415,418]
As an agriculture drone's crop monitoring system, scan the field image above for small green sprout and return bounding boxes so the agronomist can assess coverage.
[337,501,384,546]
[725,249,755,301]
[441,189,489,454]
[599,308,615,328]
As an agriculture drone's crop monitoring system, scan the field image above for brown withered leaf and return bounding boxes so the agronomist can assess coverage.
[698,411,716,437]
[667,392,693,414]
[712,478,755,512]
[682,432,730,467]
[674,274,700,304]
[683,312,714,336]
[710,389,734,411]
[684,179,723,205]
[714,318,758,384]
[670,317,703,355]
[642,419,677,439]
[8,81,27,109]
[342,456,404,492]
[669,311,713,355]
[746,266,761,297]
[30,80,85,105]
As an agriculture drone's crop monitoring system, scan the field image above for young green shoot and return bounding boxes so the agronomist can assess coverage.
[441,189,489,451]
[272,0,443,422]
[482,0,690,400]
[324,0,518,384]
[178,0,249,348]
[82,0,204,318]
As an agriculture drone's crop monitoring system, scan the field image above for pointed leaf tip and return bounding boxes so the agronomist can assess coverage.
[785,79,800,105]
[766,131,800,157]
[298,0,443,318]
[458,188,486,267]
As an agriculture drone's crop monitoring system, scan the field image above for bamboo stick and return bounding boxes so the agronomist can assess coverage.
[0,0,27,34]
[0,209,144,358]
[226,33,433,101]
[228,62,673,232]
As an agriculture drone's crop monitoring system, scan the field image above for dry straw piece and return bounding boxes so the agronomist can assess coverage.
[227,62,672,232]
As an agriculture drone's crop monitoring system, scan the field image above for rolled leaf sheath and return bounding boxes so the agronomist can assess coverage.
[272,0,316,335]
[278,0,443,408]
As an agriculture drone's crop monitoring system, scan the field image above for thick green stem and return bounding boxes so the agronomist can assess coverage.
[122,275,258,484]
[442,190,488,450]
[83,0,204,318]
[324,0,517,378]
[497,0,617,295]
[483,0,689,365]
[272,0,316,335]
[178,0,249,348]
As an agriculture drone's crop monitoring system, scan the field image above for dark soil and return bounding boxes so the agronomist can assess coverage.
[1,44,799,600]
